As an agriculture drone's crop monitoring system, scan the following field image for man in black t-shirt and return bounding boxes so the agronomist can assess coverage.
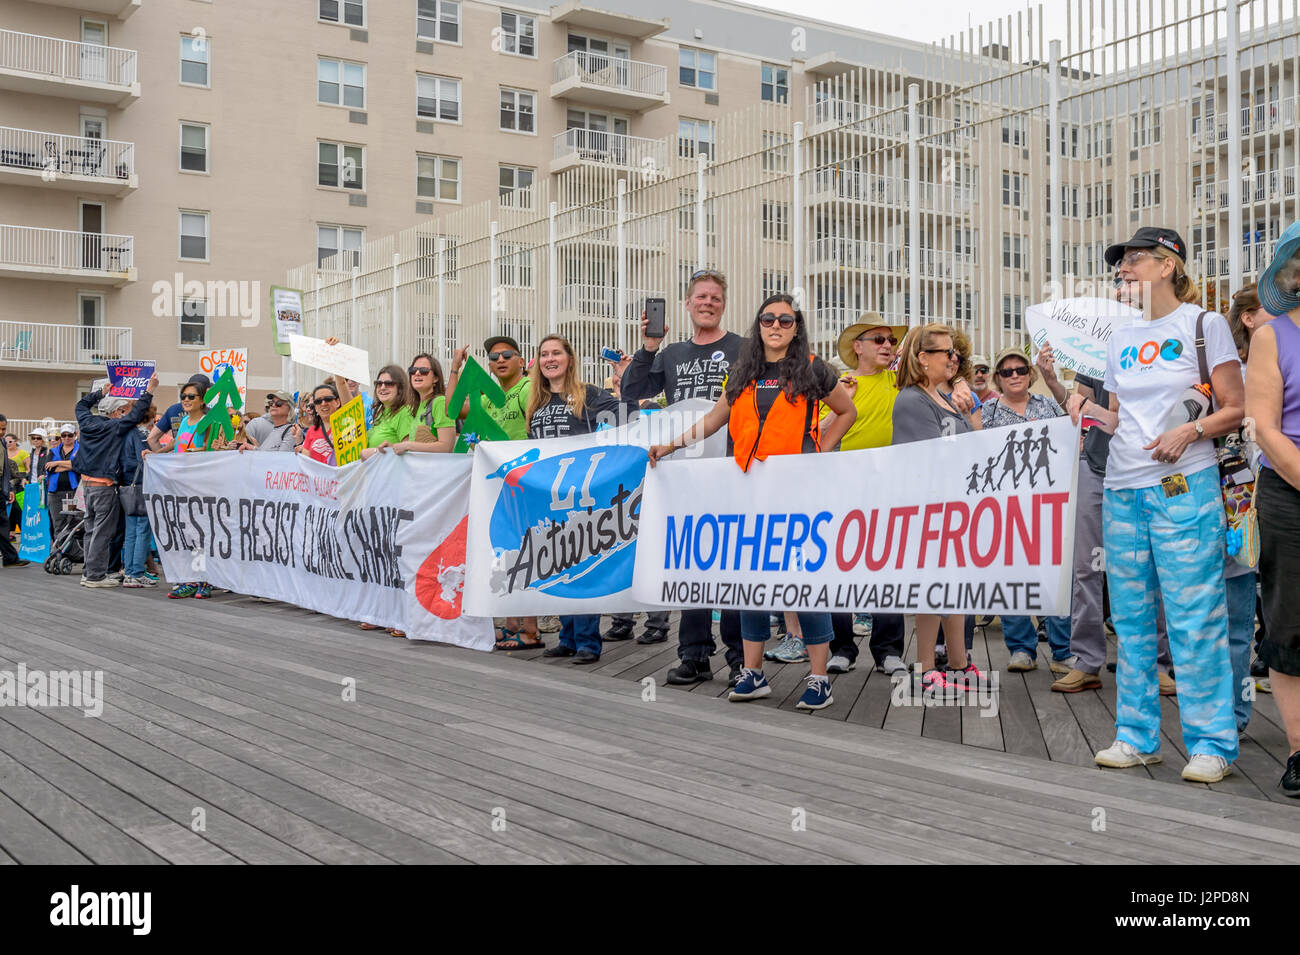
[620,270,746,686]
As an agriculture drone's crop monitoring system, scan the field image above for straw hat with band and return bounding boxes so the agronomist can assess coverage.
[991,344,1039,387]
[1257,220,1300,317]
[836,313,909,369]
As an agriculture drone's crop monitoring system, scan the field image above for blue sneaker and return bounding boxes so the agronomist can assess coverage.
[728,668,771,701]
[772,635,809,663]
[765,632,797,661]
[795,676,834,711]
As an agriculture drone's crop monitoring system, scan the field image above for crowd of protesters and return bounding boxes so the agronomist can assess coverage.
[3,223,1299,799]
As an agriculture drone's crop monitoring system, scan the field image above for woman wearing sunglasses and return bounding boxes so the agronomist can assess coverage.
[164,382,215,599]
[301,383,341,464]
[406,353,457,452]
[980,346,1072,673]
[648,293,857,710]
[1067,228,1242,783]
[360,365,418,459]
[891,323,983,692]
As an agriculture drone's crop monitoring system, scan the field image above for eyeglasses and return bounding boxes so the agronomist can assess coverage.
[858,334,897,346]
[181,393,200,401]
[312,395,338,407]
[1119,249,1155,268]
[487,350,517,362]
[758,312,796,329]
[997,365,1031,379]
[922,347,957,359]
[973,365,990,375]
[374,378,396,388]
[408,365,433,376]
[690,268,726,282]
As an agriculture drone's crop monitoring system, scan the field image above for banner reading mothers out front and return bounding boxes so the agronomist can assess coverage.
[634,418,1080,615]
[463,399,724,616]
[144,451,493,649]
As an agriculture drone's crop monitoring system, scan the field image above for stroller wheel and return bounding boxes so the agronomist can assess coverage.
[57,557,73,575]
[44,555,57,573]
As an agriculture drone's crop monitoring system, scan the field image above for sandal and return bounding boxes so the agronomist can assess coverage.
[389,629,406,638]
[495,631,545,651]
[359,622,384,631]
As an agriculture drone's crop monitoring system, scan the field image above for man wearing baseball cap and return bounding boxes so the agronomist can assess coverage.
[447,334,531,441]
[245,390,299,452]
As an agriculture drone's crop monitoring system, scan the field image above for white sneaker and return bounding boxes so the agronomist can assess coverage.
[1007,650,1037,671]
[1181,754,1234,783]
[80,576,120,589]
[122,576,147,589]
[827,654,856,673]
[877,654,908,675]
[1095,740,1162,768]
[1049,654,1077,675]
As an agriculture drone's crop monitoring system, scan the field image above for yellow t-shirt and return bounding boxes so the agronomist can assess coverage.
[820,369,897,450]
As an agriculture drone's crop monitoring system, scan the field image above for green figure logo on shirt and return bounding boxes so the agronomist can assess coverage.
[447,356,508,453]
[196,367,243,447]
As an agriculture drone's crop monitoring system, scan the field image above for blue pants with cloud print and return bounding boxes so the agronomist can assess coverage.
[1102,466,1238,762]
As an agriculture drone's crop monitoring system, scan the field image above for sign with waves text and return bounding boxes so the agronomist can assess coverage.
[1024,297,1140,381]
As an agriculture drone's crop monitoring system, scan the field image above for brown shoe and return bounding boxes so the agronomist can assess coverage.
[1158,671,1177,696]
[1051,668,1103,693]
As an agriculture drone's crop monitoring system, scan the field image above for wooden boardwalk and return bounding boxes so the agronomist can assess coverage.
[0,570,1297,864]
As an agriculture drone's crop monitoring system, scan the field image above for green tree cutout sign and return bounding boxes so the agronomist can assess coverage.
[447,356,507,453]
[197,367,243,447]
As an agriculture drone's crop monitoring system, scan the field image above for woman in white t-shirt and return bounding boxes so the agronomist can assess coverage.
[1065,227,1243,784]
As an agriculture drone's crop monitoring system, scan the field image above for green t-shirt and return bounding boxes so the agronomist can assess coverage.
[487,377,530,441]
[416,395,454,433]
[367,405,417,448]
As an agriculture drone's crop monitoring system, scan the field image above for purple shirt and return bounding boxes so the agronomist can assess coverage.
[1261,316,1300,472]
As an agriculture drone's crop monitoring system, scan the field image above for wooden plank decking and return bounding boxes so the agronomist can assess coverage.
[0,569,1297,864]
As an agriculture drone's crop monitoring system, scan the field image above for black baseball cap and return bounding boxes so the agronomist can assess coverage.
[483,335,521,355]
[1104,227,1188,268]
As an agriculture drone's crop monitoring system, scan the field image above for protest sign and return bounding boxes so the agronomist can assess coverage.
[446,356,508,452]
[18,484,51,563]
[269,286,304,357]
[1024,297,1140,380]
[289,334,370,385]
[105,360,156,399]
[197,347,248,405]
[330,395,367,465]
[144,451,492,649]
[464,400,724,616]
[633,419,1080,615]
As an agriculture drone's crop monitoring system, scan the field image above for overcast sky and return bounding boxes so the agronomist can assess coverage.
[740,0,1075,46]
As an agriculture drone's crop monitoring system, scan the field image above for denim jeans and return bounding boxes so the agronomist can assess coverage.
[1003,614,1072,661]
[1224,570,1256,732]
[1103,466,1237,762]
[122,514,152,578]
[740,610,832,646]
[558,614,601,655]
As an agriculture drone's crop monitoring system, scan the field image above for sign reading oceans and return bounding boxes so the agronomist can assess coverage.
[464,399,723,615]
[144,451,492,649]
[633,419,1081,615]
[1024,296,1140,380]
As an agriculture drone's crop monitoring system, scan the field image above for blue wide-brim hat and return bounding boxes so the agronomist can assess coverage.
[1258,221,1300,316]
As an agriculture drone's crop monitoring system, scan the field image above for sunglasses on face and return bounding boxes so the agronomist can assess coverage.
[487,350,517,362]
[374,378,396,388]
[1119,250,1155,268]
[312,395,337,407]
[181,393,200,401]
[973,366,990,375]
[998,365,1031,379]
[758,312,796,329]
[859,334,897,346]
[691,268,726,282]
[922,347,957,359]
[408,365,433,376]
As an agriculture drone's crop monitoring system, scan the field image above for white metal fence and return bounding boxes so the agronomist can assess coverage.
[552,50,667,98]
[0,126,134,179]
[0,225,134,273]
[287,0,1300,387]
[0,320,132,365]
[0,28,137,88]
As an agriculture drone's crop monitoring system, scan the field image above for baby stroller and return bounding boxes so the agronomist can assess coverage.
[43,495,85,576]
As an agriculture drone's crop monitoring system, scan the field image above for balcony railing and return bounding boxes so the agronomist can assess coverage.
[552,51,666,98]
[0,224,134,272]
[0,126,134,179]
[555,205,667,246]
[808,168,971,212]
[0,28,137,87]
[1194,168,1297,210]
[0,320,132,366]
[557,283,654,319]
[553,127,668,171]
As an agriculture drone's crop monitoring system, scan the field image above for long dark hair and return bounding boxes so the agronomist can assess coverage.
[409,352,447,398]
[370,363,417,427]
[724,293,818,404]
[310,382,339,430]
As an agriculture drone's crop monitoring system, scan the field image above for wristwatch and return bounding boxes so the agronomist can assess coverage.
[1194,421,1205,438]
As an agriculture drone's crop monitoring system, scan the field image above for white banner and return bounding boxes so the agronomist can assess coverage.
[144,451,493,650]
[633,419,1080,615]
[289,334,370,385]
[464,400,724,616]
[1025,296,1139,380]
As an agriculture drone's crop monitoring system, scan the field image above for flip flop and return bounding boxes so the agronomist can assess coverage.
[389,629,406,638]
[495,633,545,651]
[359,622,383,631]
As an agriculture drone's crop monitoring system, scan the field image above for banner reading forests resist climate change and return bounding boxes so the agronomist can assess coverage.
[633,418,1081,615]
[144,451,492,649]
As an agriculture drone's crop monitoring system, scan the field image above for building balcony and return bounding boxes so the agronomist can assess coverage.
[0,126,136,194]
[0,29,139,104]
[554,204,667,249]
[808,97,967,146]
[556,283,653,324]
[27,0,140,19]
[0,320,132,372]
[0,225,135,285]
[551,127,669,175]
[550,51,668,112]
[550,1,668,40]
[806,168,974,215]
[1192,168,1297,214]
[1240,102,1295,137]
[806,237,972,280]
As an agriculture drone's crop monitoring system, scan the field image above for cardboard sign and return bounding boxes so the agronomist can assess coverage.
[196,347,248,405]
[105,360,155,399]
[1024,297,1140,381]
[330,395,367,466]
[289,334,370,385]
[270,286,304,357]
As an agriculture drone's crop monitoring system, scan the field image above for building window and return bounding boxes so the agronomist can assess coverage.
[761,201,789,241]
[499,11,536,57]
[498,241,533,288]
[761,63,788,103]
[762,271,789,298]
[1086,182,1113,216]
[678,118,713,159]
[317,224,364,268]
[1131,171,1161,209]
[1002,294,1023,331]
[180,298,207,346]
[678,189,696,231]
[179,211,208,260]
[499,164,534,201]
[417,153,459,201]
[679,48,716,90]
[1002,234,1022,269]
[954,226,977,263]
[1130,108,1161,147]
[318,58,365,109]
[761,131,790,172]
[1000,115,1025,145]
[179,122,208,172]
[1001,170,1022,206]
[320,0,365,26]
[417,74,460,122]
[499,88,536,133]
[318,141,364,190]
[417,0,459,42]
[180,34,209,86]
